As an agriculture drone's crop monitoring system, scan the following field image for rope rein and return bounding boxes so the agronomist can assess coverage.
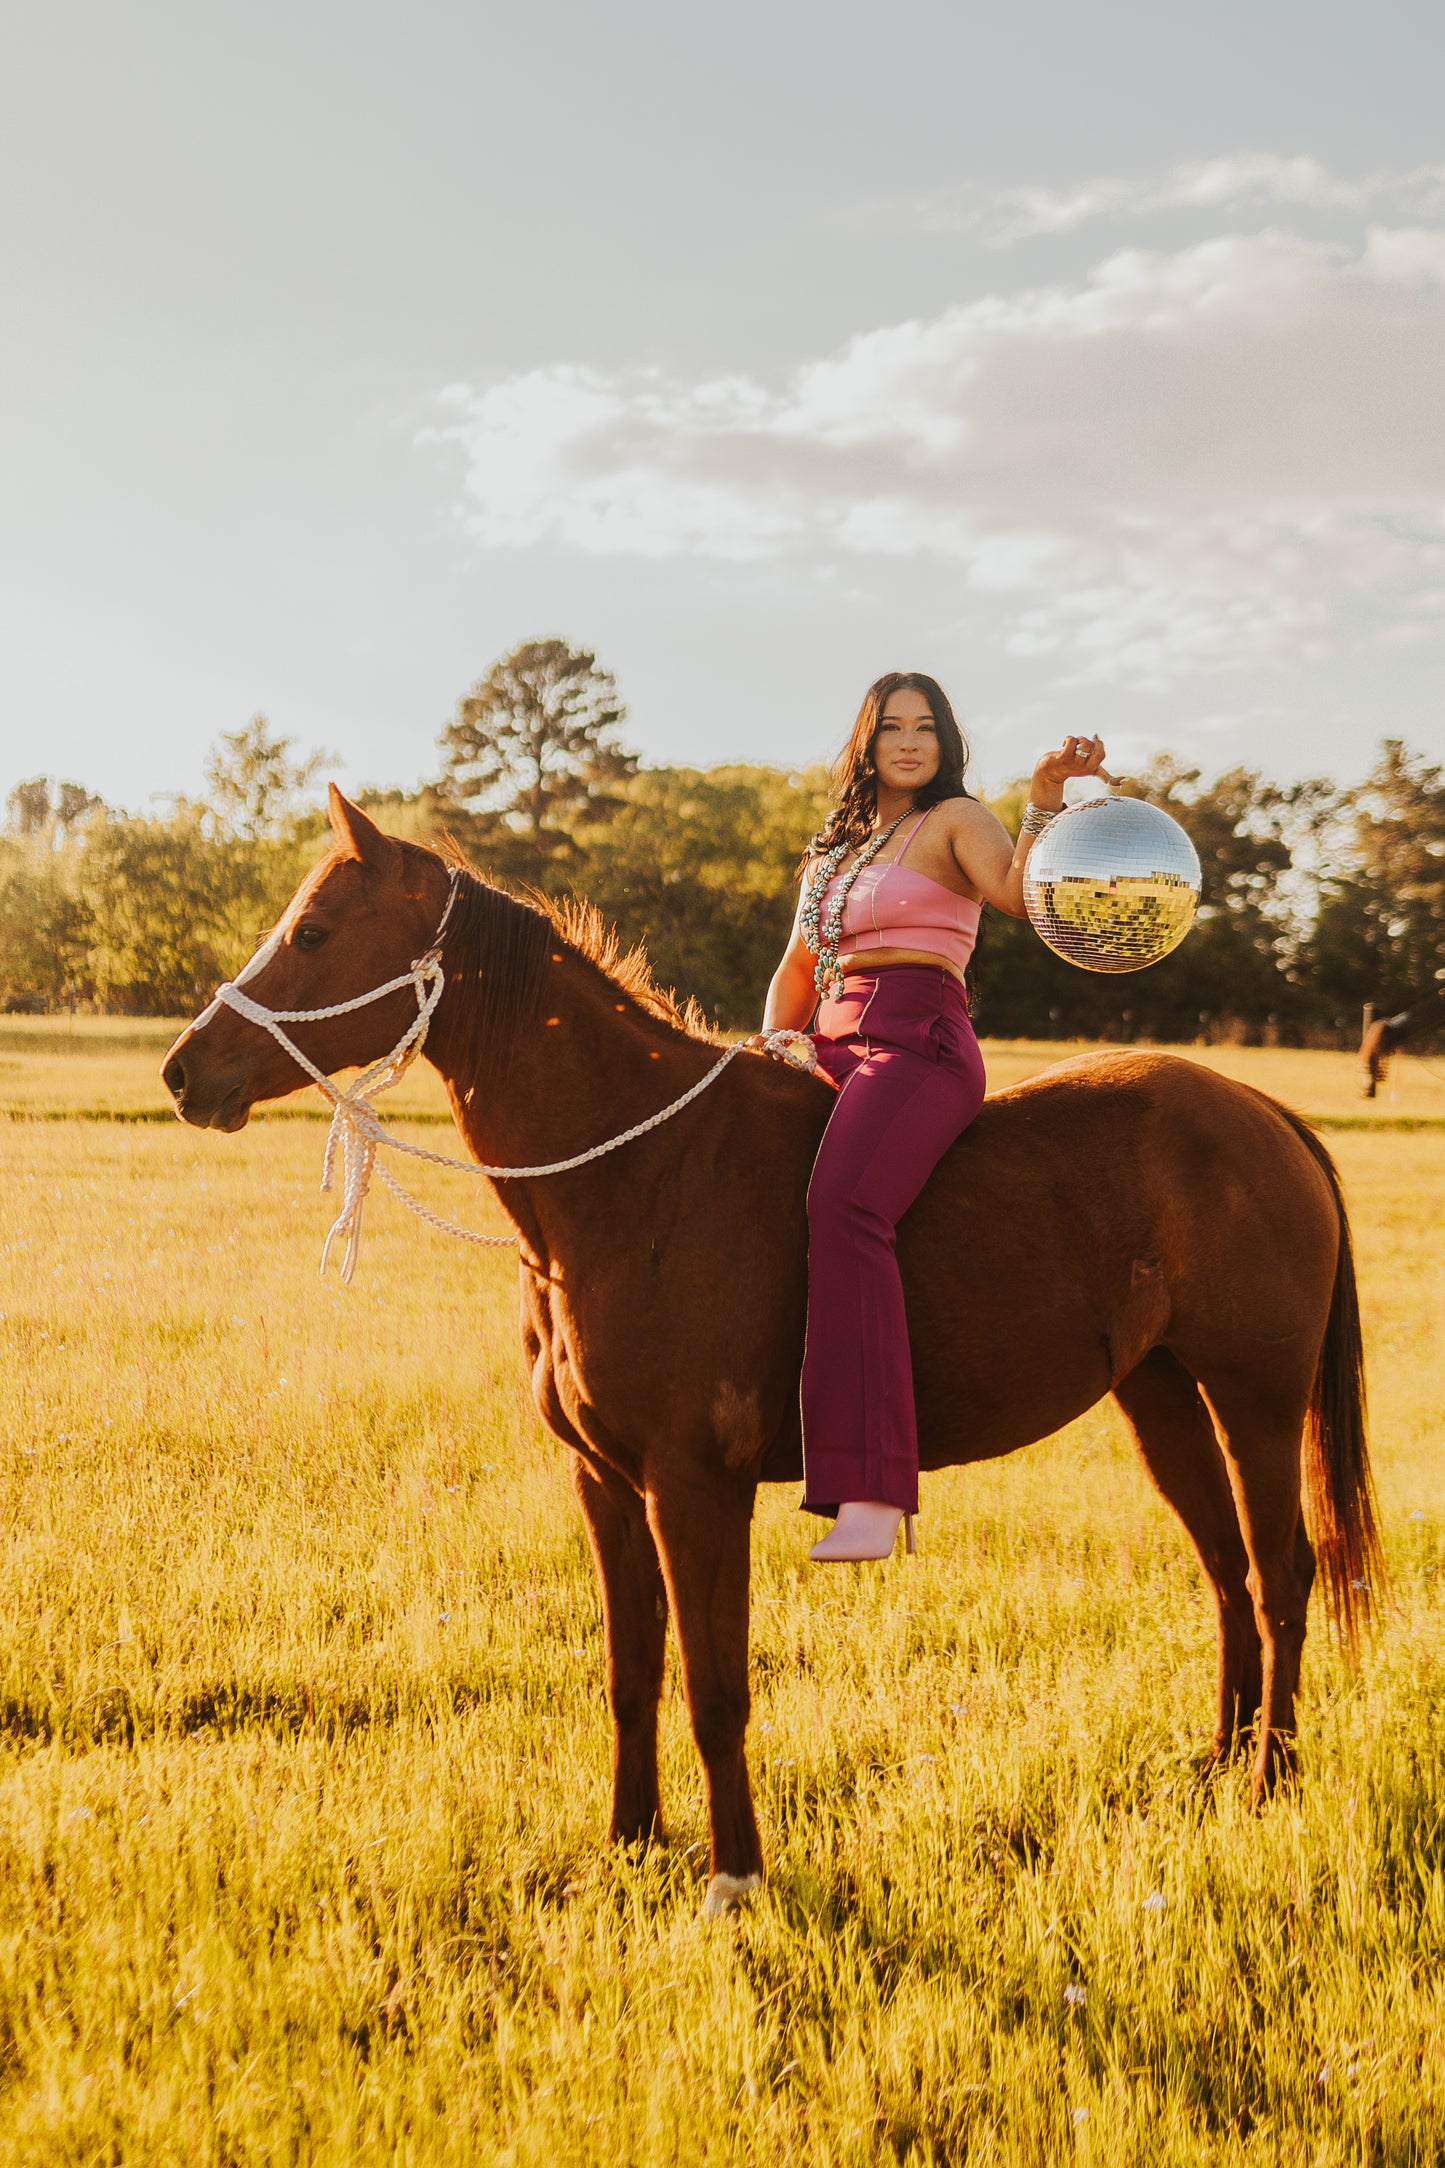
[208,872,742,1283]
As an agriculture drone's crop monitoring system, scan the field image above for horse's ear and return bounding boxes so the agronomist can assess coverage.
[327,785,392,865]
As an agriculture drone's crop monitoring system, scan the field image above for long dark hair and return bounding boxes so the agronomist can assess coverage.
[809,672,971,855]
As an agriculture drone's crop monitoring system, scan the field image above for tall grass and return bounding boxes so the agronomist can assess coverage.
[1,1035,1443,2162]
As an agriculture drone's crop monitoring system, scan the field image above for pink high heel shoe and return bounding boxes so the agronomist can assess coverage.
[809,1502,917,1563]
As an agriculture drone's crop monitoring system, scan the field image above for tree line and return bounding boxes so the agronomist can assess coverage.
[3,639,1442,1043]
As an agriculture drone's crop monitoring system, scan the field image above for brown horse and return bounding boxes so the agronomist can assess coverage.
[162,790,1380,1915]
[1360,986,1445,1096]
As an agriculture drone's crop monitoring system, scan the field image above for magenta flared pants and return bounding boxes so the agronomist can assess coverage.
[801,966,986,1517]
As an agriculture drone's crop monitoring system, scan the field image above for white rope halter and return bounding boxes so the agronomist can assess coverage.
[199,871,742,1283]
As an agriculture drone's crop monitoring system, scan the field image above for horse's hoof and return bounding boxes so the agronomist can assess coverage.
[1191,1729,1251,1783]
[1249,1753,1299,1812]
[702,1872,762,1920]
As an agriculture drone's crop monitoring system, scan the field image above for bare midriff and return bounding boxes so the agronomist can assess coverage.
[837,946,969,987]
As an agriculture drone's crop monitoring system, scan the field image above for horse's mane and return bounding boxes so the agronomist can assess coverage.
[537,891,718,1040]
[421,842,718,1084]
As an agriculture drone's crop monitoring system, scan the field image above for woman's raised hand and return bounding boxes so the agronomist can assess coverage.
[1030,733,1109,811]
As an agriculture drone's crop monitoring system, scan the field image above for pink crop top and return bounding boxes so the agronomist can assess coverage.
[820,808,981,973]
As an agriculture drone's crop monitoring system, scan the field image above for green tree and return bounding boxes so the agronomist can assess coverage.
[568,764,832,1026]
[4,778,101,843]
[1300,739,1445,1028]
[6,779,54,839]
[969,762,1336,1042]
[76,813,291,1014]
[54,781,103,835]
[1127,757,1341,1034]
[204,716,329,841]
[0,847,93,1008]
[438,640,635,851]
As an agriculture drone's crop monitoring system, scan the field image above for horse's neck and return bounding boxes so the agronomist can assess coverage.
[426,956,714,1235]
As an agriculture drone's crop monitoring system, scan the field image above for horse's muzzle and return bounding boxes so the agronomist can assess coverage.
[160,1038,253,1131]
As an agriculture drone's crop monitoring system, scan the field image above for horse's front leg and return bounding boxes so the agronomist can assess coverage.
[572,1455,669,1847]
[647,1465,762,1917]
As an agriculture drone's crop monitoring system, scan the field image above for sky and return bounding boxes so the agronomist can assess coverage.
[3,0,1444,813]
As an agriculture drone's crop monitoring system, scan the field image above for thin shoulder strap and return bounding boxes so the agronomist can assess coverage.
[892,804,936,872]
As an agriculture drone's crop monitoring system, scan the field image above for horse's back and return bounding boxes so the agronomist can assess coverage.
[899,1050,1341,1470]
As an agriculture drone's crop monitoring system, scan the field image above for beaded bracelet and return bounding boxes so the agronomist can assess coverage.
[1020,801,1059,838]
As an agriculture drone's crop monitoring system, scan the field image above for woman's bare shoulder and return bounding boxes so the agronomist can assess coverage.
[934,795,1009,839]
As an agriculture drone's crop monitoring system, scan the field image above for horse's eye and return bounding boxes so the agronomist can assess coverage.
[293,924,329,951]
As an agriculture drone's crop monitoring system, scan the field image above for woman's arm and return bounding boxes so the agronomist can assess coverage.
[761,906,819,1033]
[950,733,1108,918]
[757,868,820,1033]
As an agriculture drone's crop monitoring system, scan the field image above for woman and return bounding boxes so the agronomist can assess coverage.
[759,672,1107,1562]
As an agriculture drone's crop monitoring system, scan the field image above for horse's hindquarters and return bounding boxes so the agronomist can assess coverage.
[898,1053,1341,1471]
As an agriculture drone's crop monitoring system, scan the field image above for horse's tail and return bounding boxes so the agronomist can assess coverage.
[1274,1105,1383,1660]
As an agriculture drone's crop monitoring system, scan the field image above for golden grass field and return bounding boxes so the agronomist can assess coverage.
[2,1019,1444,2164]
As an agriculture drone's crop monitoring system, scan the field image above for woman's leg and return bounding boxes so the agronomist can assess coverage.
[802,985,984,1520]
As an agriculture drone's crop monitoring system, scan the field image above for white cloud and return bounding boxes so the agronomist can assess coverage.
[987,153,1445,246]
[431,224,1445,691]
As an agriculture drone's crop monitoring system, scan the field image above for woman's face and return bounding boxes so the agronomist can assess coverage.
[872,686,942,794]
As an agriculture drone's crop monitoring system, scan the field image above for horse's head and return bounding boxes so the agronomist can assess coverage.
[162,787,451,1130]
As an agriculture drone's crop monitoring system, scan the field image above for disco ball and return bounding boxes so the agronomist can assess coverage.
[1022,794,1201,974]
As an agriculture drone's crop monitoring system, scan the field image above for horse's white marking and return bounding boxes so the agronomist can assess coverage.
[190,926,285,1033]
[702,1872,762,1919]
[234,926,286,986]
